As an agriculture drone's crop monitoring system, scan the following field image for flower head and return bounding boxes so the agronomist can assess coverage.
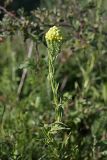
[45,26,63,42]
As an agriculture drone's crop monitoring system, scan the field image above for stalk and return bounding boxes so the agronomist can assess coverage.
[45,26,63,122]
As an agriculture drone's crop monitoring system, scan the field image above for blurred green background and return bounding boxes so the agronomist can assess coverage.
[0,0,107,159]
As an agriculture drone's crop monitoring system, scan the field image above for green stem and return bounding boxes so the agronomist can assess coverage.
[48,50,58,108]
[48,48,62,122]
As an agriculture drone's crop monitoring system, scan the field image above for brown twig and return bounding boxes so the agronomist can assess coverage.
[0,5,14,17]
[0,5,20,21]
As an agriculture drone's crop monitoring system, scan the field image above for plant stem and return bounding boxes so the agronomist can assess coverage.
[48,49,61,122]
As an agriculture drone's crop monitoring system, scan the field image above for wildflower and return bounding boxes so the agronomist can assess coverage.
[45,26,63,42]
[45,26,63,122]
[45,26,63,55]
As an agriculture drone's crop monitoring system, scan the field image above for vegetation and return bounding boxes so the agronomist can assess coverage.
[0,0,107,159]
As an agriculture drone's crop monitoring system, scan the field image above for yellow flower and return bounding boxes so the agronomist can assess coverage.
[45,26,63,42]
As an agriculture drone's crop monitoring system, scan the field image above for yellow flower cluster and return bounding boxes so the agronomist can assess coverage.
[45,26,63,42]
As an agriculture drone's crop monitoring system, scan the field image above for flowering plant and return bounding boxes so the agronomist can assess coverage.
[45,26,63,122]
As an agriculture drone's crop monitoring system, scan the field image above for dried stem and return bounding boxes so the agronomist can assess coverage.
[17,41,34,98]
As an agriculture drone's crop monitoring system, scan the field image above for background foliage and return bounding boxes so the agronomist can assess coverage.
[0,0,107,159]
